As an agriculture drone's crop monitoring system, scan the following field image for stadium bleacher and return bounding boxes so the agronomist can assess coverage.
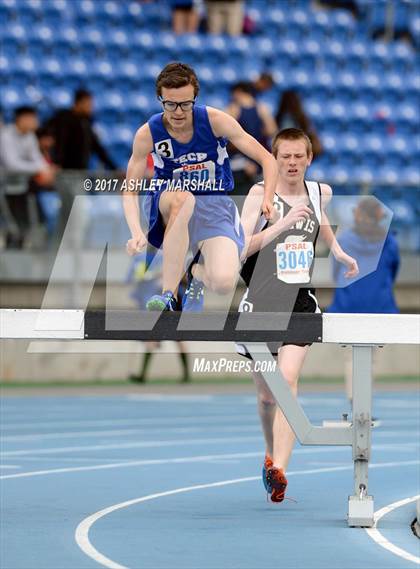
[0,0,419,250]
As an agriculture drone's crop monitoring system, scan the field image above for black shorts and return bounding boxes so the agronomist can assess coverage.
[235,288,320,358]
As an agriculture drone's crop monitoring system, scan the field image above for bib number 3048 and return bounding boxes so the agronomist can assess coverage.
[275,241,314,284]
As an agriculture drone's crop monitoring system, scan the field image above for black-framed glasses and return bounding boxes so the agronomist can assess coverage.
[159,98,196,112]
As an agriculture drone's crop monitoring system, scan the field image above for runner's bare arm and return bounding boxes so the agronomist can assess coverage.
[123,124,153,255]
[258,103,278,138]
[207,107,278,220]
[319,184,359,278]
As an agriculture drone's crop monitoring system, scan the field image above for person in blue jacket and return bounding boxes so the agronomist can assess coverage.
[328,196,400,400]
[328,196,400,314]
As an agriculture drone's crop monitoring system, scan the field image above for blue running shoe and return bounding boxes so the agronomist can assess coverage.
[262,454,273,492]
[146,291,177,311]
[182,277,204,312]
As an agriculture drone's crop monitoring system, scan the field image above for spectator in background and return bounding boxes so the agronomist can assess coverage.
[127,249,190,383]
[275,90,323,160]
[46,89,117,170]
[0,106,55,248]
[226,81,277,192]
[171,0,200,34]
[31,127,62,242]
[328,197,400,401]
[206,0,244,36]
[253,72,274,98]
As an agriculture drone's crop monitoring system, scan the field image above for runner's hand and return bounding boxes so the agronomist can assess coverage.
[337,252,359,278]
[126,233,147,256]
[262,197,274,220]
[280,203,312,230]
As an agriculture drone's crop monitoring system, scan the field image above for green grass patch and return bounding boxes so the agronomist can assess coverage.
[0,375,418,389]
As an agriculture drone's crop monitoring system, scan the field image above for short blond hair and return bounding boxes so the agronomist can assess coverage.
[272,128,312,158]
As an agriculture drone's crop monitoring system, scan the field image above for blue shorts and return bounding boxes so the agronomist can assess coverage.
[142,191,245,257]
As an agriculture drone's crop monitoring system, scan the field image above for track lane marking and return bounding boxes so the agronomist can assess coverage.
[75,461,420,569]
[365,495,420,565]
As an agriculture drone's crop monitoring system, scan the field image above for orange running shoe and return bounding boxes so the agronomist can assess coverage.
[266,467,288,503]
[262,454,273,492]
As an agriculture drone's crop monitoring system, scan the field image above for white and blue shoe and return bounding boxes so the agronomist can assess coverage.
[182,277,204,312]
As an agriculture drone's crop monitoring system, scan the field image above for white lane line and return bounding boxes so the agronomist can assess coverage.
[0,448,352,480]
[1,437,417,458]
[75,461,420,569]
[0,435,263,456]
[0,424,262,442]
[365,495,420,565]
[0,413,253,431]
[0,465,21,469]
[3,423,416,443]
[0,452,262,481]
[125,395,215,402]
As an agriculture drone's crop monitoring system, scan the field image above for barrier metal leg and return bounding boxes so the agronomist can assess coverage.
[348,344,375,527]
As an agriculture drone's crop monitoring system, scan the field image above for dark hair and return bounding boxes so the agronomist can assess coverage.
[231,81,255,95]
[156,62,199,98]
[275,90,309,129]
[272,128,313,157]
[14,106,36,119]
[356,197,384,222]
[74,89,92,103]
[36,126,53,139]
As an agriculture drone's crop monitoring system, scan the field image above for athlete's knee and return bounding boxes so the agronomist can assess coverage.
[207,266,238,294]
[258,392,276,408]
[209,272,237,295]
[280,366,299,390]
[167,192,195,221]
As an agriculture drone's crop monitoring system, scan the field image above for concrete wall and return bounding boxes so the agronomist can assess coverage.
[1,339,419,382]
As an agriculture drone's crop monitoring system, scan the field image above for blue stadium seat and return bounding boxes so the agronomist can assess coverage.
[345,40,368,72]
[48,88,73,110]
[84,195,129,248]
[123,1,147,31]
[311,9,333,38]
[348,101,372,132]
[60,58,90,90]
[53,26,80,59]
[0,0,17,25]
[155,32,180,62]
[199,36,228,66]
[324,39,347,66]
[38,57,64,90]
[389,41,416,72]
[410,12,420,47]
[1,87,24,114]
[14,0,44,27]
[93,0,125,28]
[261,7,287,37]
[131,31,155,59]
[73,0,97,27]
[88,58,114,90]
[330,9,356,39]
[26,26,55,58]
[176,34,204,64]
[115,61,142,90]
[37,192,62,237]
[78,26,106,58]
[1,23,27,57]
[104,29,130,58]
[0,54,11,84]
[43,0,71,28]
[7,56,36,89]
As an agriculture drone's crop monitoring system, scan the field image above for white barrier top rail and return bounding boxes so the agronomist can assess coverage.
[1,310,419,345]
